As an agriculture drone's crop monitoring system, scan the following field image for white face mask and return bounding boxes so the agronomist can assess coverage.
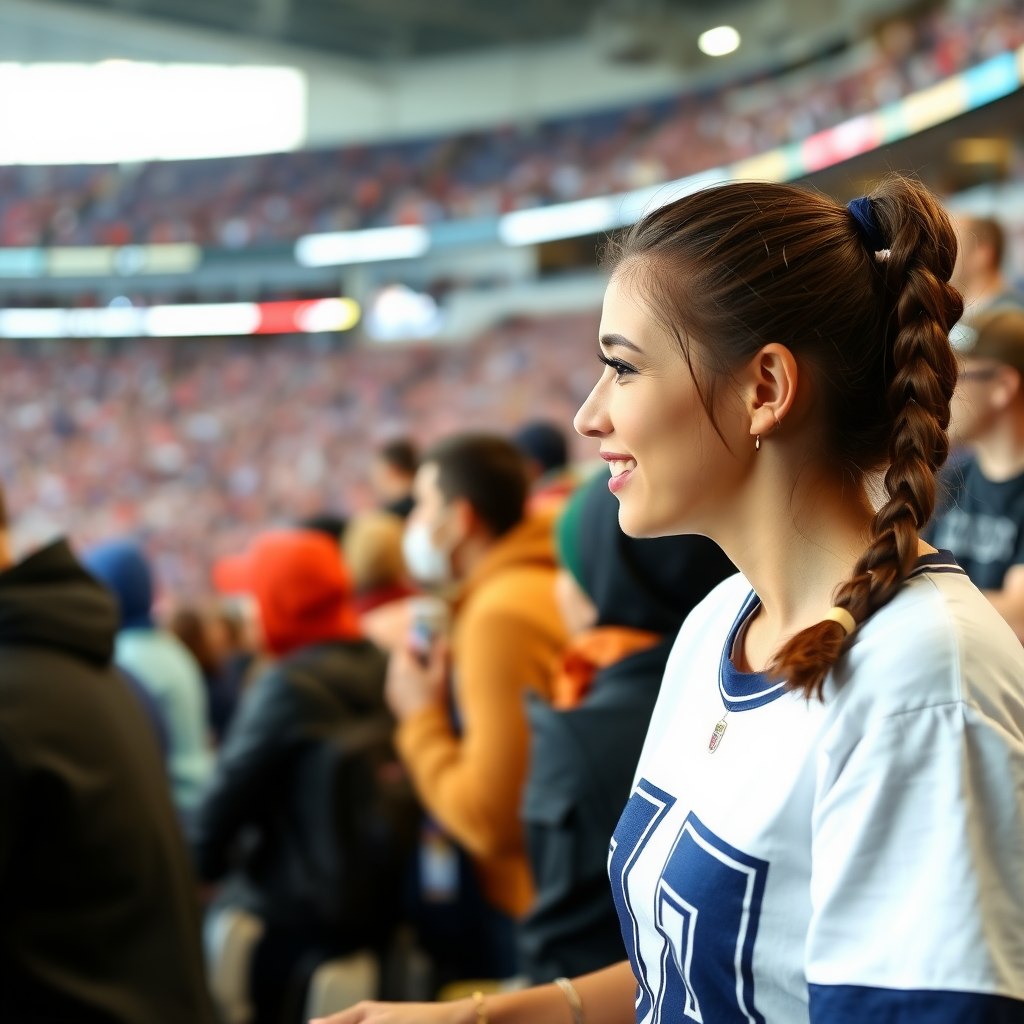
[402,520,452,585]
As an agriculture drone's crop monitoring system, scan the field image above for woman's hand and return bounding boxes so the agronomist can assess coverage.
[315,963,636,1024]
[312,998,472,1024]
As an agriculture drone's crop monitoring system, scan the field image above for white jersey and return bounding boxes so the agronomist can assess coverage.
[609,552,1024,1023]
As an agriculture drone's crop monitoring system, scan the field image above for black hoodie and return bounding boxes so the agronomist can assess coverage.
[519,477,734,982]
[0,540,216,1024]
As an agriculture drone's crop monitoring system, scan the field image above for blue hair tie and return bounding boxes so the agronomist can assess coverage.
[846,196,889,259]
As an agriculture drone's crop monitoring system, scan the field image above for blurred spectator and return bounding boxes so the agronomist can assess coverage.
[0,499,216,1023]
[518,473,734,982]
[345,510,413,613]
[344,510,417,652]
[954,217,1024,316]
[170,604,223,681]
[197,530,412,1024]
[208,598,267,741]
[371,439,419,518]
[82,539,214,819]
[514,420,576,516]
[386,434,568,976]
[928,309,1024,640]
[299,512,348,545]
[515,421,567,483]
[169,602,242,744]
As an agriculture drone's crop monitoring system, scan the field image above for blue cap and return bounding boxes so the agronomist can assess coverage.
[81,539,154,630]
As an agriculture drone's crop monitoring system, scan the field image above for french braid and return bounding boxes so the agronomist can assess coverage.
[605,175,963,699]
[769,177,962,695]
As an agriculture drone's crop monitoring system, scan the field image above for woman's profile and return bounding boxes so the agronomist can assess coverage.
[314,175,1024,1024]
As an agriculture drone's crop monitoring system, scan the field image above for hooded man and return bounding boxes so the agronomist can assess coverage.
[0,516,216,1022]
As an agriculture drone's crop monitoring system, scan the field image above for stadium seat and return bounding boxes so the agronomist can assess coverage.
[204,906,265,1024]
[304,952,380,1019]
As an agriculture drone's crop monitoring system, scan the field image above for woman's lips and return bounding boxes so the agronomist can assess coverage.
[601,452,637,493]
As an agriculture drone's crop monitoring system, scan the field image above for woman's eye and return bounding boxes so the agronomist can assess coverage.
[598,353,637,379]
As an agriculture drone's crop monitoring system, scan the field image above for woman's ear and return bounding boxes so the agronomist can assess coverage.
[740,343,799,440]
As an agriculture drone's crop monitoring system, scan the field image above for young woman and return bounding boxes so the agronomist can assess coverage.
[314,176,1024,1024]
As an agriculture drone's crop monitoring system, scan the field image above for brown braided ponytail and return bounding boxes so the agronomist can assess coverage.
[604,175,963,698]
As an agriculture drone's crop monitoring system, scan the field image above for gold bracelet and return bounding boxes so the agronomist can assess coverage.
[554,977,585,1024]
[471,991,488,1024]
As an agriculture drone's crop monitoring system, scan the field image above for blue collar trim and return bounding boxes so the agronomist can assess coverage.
[909,549,967,578]
[718,550,966,713]
[718,590,786,712]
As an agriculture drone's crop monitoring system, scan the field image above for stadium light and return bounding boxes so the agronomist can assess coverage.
[0,63,306,164]
[498,197,623,247]
[365,285,443,342]
[145,303,261,338]
[0,298,360,339]
[698,26,741,57]
[295,226,432,267]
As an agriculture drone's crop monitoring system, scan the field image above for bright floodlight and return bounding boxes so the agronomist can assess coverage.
[295,226,431,267]
[0,63,306,164]
[698,26,741,57]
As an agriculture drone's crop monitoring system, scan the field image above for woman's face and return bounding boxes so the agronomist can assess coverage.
[574,271,750,539]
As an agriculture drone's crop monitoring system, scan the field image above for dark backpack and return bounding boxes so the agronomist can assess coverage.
[287,715,420,938]
[235,710,420,944]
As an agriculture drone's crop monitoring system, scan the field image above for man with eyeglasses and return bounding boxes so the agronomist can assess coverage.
[928,309,1024,640]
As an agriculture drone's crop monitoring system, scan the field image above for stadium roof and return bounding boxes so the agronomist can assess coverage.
[52,0,745,60]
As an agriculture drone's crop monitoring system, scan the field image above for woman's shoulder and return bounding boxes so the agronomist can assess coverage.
[834,566,1024,728]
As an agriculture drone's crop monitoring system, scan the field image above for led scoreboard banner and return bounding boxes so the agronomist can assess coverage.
[0,298,360,339]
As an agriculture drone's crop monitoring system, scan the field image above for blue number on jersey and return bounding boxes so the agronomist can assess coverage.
[655,811,769,1024]
[611,783,770,1024]
[609,779,676,1023]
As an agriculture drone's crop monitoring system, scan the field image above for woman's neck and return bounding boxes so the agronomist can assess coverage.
[711,456,876,674]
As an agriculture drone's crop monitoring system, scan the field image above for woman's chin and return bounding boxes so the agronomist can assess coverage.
[616,498,696,540]
[614,495,660,539]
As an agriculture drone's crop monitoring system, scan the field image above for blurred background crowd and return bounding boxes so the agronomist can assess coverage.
[2,0,1024,249]
[1,314,598,595]
[6,0,1024,1021]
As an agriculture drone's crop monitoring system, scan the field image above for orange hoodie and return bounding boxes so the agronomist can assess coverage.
[395,512,567,918]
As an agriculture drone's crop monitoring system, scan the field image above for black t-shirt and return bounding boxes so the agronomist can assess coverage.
[925,455,1024,590]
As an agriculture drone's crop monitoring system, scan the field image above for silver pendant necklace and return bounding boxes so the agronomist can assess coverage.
[708,709,729,753]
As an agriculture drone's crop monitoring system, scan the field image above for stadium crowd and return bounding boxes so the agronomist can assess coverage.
[1,0,1023,249]
[5,173,1024,1024]
[0,313,599,598]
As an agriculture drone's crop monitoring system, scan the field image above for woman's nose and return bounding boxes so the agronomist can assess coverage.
[574,381,612,438]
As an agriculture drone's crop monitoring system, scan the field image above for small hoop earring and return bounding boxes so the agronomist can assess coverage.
[755,435,761,451]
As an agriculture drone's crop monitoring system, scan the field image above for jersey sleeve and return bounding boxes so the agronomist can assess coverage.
[806,699,1024,1021]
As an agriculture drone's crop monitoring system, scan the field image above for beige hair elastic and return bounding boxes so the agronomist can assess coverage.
[823,606,857,636]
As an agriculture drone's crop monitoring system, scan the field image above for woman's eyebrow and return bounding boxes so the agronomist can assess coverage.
[599,333,642,353]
